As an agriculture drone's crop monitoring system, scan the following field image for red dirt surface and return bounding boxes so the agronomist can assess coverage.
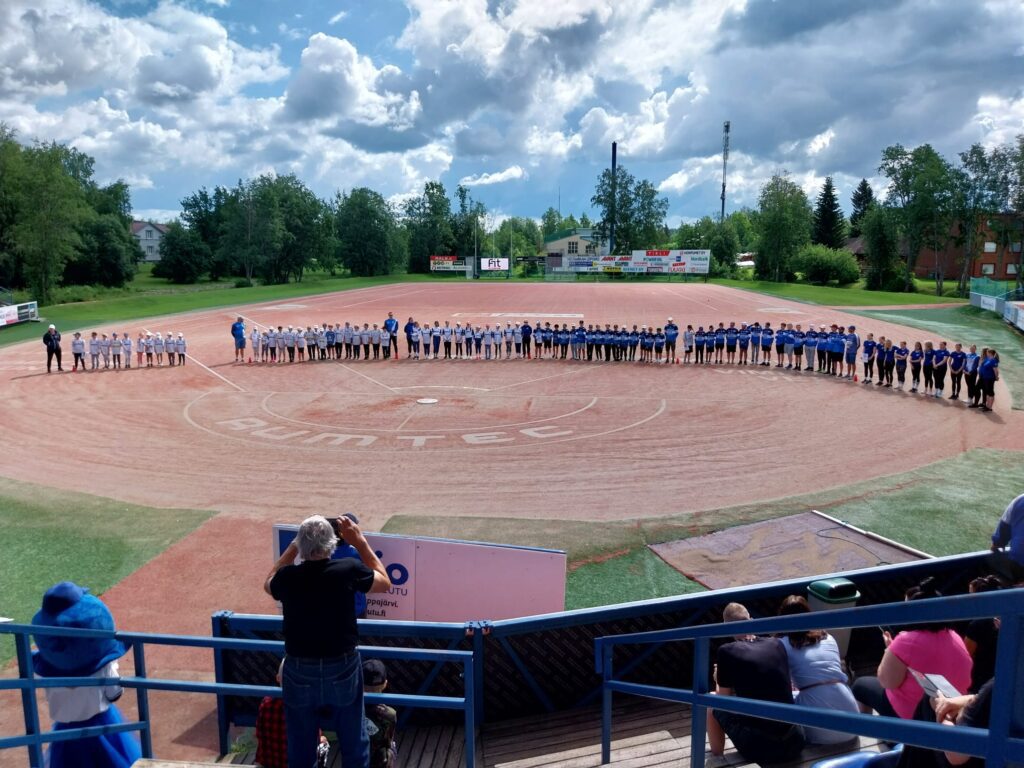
[2,281,1021,762]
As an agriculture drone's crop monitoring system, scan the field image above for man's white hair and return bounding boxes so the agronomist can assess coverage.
[296,515,338,560]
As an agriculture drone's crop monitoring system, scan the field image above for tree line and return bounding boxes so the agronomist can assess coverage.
[751,136,1024,294]
[0,126,141,304]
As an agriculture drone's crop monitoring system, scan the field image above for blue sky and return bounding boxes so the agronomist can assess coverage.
[2,0,1022,226]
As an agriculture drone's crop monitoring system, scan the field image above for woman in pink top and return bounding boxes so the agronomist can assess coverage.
[852,578,972,719]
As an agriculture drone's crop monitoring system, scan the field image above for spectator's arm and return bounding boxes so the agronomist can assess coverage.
[338,517,391,594]
[933,693,977,766]
[876,648,908,690]
[264,541,298,596]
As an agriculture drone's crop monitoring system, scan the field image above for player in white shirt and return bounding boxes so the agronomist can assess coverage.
[176,333,187,364]
[71,332,85,371]
[144,332,154,367]
[442,321,453,359]
[454,323,465,359]
[360,323,372,359]
[371,324,382,359]
[513,322,523,358]
[99,333,111,369]
[164,330,175,366]
[250,327,262,362]
[410,322,421,359]
[111,332,123,369]
[154,332,165,365]
[295,325,306,361]
[502,322,513,359]
[380,327,391,359]
[482,324,494,360]
[136,333,145,368]
[275,325,286,363]
[122,332,132,369]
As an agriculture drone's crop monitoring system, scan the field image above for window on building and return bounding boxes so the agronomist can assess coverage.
[585,242,595,254]
[146,229,153,238]
[146,246,154,255]
[1012,242,1022,253]
[1008,264,1019,276]
[983,241,996,253]
[981,264,995,275]
[567,240,578,254]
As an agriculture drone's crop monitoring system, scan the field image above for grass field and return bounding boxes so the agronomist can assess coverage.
[854,305,1024,408]
[385,448,1022,608]
[0,271,430,347]
[711,278,967,306]
[0,478,212,662]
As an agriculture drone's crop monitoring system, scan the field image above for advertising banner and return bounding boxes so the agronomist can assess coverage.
[564,250,711,274]
[273,525,566,622]
[481,257,510,271]
[980,295,998,311]
[430,255,465,272]
[0,301,38,326]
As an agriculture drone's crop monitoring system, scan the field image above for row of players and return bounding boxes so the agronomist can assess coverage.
[67,330,188,370]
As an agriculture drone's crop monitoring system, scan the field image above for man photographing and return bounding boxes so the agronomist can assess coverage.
[264,515,391,768]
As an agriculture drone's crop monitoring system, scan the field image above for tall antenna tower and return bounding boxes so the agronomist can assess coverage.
[720,121,730,223]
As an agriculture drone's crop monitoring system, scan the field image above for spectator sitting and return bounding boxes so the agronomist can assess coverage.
[777,595,860,745]
[990,492,1024,581]
[962,575,1004,694]
[255,659,329,768]
[852,578,972,720]
[932,681,993,768]
[363,659,398,768]
[706,602,805,765]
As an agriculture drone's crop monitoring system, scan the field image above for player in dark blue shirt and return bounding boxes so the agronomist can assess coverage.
[725,323,738,364]
[894,341,909,390]
[737,324,750,365]
[879,339,896,387]
[774,324,788,368]
[664,319,679,363]
[932,341,950,398]
[713,324,726,364]
[629,326,640,361]
[949,343,967,400]
[653,328,666,363]
[694,327,706,364]
[759,323,774,367]
[909,342,924,393]
[978,347,999,411]
[749,323,761,365]
[922,341,936,395]
[862,334,877,384]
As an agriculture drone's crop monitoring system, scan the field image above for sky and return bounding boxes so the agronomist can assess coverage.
[2,0,1022,227]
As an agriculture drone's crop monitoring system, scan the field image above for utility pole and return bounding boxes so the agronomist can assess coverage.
[720,121,730,224]
[610,142,617,255]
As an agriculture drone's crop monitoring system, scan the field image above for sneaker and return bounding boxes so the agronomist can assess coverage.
[968,403,979,408]
[786,364,792,370]
[980,406,992,412]
[950,395,957,400]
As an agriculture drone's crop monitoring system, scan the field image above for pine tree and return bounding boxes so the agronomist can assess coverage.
[849,178,875,238]
[812,176,846,249]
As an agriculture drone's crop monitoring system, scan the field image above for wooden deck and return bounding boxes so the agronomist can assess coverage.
[218,699,885,768]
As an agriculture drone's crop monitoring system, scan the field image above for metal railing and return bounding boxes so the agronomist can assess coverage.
[0,623,477,768]
[595,589,1024,768]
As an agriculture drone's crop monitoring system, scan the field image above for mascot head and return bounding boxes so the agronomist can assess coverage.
[31,582,127,677]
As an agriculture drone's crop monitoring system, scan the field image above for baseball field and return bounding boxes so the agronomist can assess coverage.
[1,279,1022,761]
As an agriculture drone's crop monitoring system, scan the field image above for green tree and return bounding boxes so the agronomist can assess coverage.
[65,213,140,287]
[336,188,402,276]
[591,165,669,253]
[153,221,211,283]
[753,173,812,282]
[861,205,906,291]
[0,125,25,289]
[541,207,562,237]
[402,181,455,273]
[708,221,740,277]
[812,176,846,249]
[579,212,592,228]
[879,143,956,292]
[726,209,756,252]
[793,244,859,285]
[12,145,88,303]
[849,179,875,238]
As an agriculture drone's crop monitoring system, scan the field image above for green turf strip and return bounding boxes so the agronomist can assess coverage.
[852,305,1024,409]
[0,272,444,347]
[710,279,966,306]
[0,477,212,662]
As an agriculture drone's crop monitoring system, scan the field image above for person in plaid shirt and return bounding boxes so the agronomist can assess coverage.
[363,659,397,768]
[256,660,329,768]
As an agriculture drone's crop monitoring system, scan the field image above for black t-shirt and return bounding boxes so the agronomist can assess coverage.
[271,558,375,658]
[716,637,794,733]
[965,619,997,694]
[957,679,992,768]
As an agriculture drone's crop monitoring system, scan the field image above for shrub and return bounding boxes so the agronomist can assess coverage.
[794,244,860,286]
[233,278,253,288]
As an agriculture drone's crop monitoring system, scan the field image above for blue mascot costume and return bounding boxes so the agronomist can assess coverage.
[32,581,141,768]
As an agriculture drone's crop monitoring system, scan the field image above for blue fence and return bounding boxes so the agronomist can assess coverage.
[595,588,1024,768]
[0,622,477,768]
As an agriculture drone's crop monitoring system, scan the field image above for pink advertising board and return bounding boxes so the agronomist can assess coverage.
[273,525,566,622]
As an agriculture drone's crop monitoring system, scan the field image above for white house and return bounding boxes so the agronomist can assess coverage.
[131,220,169,263]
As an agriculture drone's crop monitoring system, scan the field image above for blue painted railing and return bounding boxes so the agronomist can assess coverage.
[595,588,1024,768]
[0,623,477,768]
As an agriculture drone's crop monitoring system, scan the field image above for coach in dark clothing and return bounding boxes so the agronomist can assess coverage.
[265,515,391,768]
[707,602,805,765]
[43,324,63,373]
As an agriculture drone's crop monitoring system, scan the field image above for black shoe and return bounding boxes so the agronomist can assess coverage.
[980,406,992,412]
[968,403,978,408]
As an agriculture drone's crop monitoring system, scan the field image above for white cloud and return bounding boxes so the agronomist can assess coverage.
[459,165,527,187]
[328,10,348,25]
[972,94,1024,148]
[807,128,836,156]
[524,127,583,160]
[133,208,181,223]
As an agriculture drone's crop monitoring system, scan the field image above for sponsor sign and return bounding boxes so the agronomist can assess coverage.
[481,257,510,271]
[0,301,38,326]
[563,250,710,274]
[980,295,998,311]
[430,255,465,272]
[273,525,565,621]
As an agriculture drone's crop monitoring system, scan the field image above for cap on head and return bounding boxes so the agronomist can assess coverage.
[362,658,387,686]
[48,324,55,330]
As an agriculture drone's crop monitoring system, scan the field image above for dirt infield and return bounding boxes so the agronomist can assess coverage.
[2,281,1022,761]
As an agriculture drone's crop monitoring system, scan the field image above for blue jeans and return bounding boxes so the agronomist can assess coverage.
[283,652,368,768]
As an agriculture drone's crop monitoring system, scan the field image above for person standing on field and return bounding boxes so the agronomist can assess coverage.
[231,317,246,362]
[384,312,399,359]
[43,324,63,373]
